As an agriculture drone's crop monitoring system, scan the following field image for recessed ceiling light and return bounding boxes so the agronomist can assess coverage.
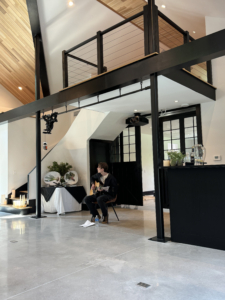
[18,87,22,90]
[193,31,196,34]
[161,5,166,8]
[175,100,178,103]
[69,1,74,6]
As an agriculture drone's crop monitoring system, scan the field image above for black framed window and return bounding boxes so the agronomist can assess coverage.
[123,127,136,162]
[159,105,202,161]
[110,136,120,163]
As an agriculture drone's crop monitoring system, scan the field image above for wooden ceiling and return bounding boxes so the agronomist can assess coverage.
[0,0,39,105]
[97,0,207,81]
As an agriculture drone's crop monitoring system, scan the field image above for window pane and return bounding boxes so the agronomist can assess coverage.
[123,128,128,136]
[123,145,129,153]
[130,135,135,144]
[172,129,180,139]
[172,139,180,150]
[123,136,129,144]
[124,154,129,162]
[194,116,197,126]
[194,127,198,137]
[130,153,136,161]
[129,127,135,135]
[164,141,172,151]
[185,148,192,155]
[163,121,170,131]
[171,119,179,130]
[184,117,193,127]
[185,127,194,138]
[130,144,135,152]
[164,151,169,159]
[185,138,194,148]
[163,131,171,141]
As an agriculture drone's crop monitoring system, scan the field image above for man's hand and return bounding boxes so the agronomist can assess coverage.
[97,188,103,192]
[91,184,95,190]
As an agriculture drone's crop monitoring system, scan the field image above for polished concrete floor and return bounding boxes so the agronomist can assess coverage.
[0,205,225,300]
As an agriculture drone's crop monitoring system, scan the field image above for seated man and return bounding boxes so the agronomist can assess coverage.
[84,162,117,224]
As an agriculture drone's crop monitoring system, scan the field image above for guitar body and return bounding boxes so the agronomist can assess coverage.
[90,181,101,196]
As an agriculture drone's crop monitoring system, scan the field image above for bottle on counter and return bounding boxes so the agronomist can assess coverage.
[191,147,195,164]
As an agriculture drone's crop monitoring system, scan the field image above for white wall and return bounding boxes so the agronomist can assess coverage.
[0,84,22,112]
[141,125,154,192]
[29,109,107,199]
[0,123,8,198]
[201,17,225,164]
[6,108,75,194]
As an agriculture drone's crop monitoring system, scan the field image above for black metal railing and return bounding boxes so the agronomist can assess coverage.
[62,5,213,88]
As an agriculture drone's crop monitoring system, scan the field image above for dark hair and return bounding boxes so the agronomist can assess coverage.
[98,162,108,172]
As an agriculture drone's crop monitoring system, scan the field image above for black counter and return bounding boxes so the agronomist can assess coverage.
[165,165,225,251]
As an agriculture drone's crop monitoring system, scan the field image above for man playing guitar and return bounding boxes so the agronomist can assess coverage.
[84,162,117,224]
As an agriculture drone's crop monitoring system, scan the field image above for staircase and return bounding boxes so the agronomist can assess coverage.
[0,183,35,215]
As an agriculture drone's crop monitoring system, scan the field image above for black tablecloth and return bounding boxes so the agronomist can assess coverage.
[41,186,86,203]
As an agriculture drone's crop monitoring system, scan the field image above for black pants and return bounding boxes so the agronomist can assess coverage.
[84,194,113,217]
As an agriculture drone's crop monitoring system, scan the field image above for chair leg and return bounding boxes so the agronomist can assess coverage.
[111,203,119,221]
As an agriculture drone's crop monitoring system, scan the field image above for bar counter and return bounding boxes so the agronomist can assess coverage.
[162,164,225,251]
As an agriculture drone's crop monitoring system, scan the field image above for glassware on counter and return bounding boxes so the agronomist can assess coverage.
[194,144,206,165]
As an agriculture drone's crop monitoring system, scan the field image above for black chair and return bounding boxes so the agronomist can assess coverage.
[94,195,119,221]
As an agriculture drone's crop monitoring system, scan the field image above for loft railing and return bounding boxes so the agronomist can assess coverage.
[62,5,213,89]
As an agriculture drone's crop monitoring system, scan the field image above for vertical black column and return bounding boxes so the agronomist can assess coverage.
[206,60,213,85]
[144,0,169,242]
[35,35,41,218]
[135,126,143,206]
[120,132,124,163]
[183,31,191,72]
[97,31,104,75]
[143,1,159,55]
[32,35,46,219]
[150,74,165,241]
[196,105,203,145]
[62,50,68,88]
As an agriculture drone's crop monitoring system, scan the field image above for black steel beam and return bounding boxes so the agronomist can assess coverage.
[1,28,223,124]
[26,0,50,96]
[164,69,215,100]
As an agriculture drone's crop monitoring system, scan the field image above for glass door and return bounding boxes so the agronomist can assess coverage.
[159,108,202,161]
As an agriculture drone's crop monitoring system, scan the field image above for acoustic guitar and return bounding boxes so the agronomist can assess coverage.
[90,181,101,196]
[90,181,109,196]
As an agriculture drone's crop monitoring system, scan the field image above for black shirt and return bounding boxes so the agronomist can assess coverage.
[90,173,118,198]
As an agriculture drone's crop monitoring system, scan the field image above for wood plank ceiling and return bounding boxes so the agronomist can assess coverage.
[97,0,207,82]
[0,0,40,105]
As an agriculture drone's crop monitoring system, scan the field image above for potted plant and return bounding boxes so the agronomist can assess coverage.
[177,152,186,166]
[167,151,178,166]
[47,162,73,183]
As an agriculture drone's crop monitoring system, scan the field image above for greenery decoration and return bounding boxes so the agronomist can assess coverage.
[167,151,186,166]
[47,162,72,177]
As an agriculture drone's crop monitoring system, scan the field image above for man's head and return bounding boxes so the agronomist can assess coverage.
[97,162,108,174]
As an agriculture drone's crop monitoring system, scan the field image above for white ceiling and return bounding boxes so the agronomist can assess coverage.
[154,0,225,39]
